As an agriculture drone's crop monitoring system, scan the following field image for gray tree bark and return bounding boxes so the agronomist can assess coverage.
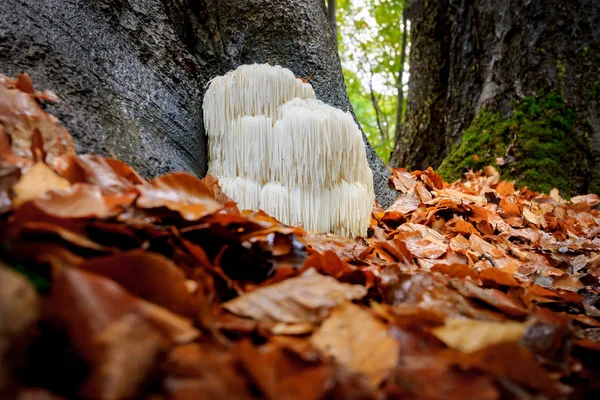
[327,0,337,45]
[393,0,600,193]
[0,0,398,207]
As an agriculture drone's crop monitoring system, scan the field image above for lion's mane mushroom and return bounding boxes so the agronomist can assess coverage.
[203,64,374,237]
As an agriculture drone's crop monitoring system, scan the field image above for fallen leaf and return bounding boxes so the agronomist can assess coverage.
[495,181,515,197]
[79,313,165,400]
[223,268,366,324]
[235,339,334,400]
[12,163,71,206]
[80,250,199,319]
[136,172,222,221]
[163,343,255,400]
[452,342,556,394]
[32,184,111,218]
[310,302,399,388]
[432,319,527,353]
[0,77,75,163]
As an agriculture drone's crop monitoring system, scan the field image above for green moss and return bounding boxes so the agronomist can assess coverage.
[438,92,590,195]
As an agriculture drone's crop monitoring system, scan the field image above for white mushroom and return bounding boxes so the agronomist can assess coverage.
[203,63,374,237]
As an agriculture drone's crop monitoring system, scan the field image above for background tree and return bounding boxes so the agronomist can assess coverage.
[391,0,600,195]
[337,0,409,162]
[0,0,398,206]
[327,0,337,46]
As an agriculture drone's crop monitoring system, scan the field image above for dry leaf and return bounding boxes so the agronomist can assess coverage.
[136,172,222,220]
[433,319,527,353]
[0,77,75,163]
[235,339,334,400]
[310,302,399,388]
[12,162,71,206]
[223,268,367,324]
[163,343,255,400]
[32,184,111,218]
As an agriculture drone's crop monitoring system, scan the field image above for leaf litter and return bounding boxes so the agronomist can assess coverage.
[1,73,600,399]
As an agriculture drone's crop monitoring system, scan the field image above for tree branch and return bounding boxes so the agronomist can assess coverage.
[369,78,389,142]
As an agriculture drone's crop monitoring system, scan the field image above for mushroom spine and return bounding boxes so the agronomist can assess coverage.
[203,64,374,237]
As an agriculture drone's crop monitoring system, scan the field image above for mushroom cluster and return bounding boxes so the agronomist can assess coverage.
[203,64,374,237]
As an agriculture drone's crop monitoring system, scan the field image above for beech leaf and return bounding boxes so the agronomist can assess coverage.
[223,268,367,324]
[310,302,399,388]
[433,319,526,353]
[12,162,71,206]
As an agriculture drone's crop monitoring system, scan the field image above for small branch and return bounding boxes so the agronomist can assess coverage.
[369,78,389,142]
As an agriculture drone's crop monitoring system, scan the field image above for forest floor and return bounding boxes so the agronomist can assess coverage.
[2,73,600,399]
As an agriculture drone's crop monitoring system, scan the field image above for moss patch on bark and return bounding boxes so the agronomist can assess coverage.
[437,92,591,195]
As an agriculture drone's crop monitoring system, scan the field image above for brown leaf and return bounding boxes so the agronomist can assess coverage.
[12,162,71,207]
[48,266,199,362]
[80,250,199,319]
[18,221,114,253]
[235,339,334,400]
[136,172,222,220]
[163,343,256,400]
[433,319,527,353]
[200,174,238,208]
[310,302,399,389]
[495,181,515,197]
[385,190,420,215]
[0,76,75,163]
[223,268,367,324]
[452,342,557,394]
[390,168,417,192]
[32,184,112,218]
[79,313,165,400]
[571,193,600,208]
[53,155,144,188]
[450,279,528,317]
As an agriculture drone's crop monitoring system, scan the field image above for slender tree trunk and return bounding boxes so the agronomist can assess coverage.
[394,12,409,143]
[389,0,450,170]
[327,0,337,45]
[389,11,409,163]
[369,80,389,142]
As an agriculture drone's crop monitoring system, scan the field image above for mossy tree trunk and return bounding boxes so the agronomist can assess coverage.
[0,0,398,207]
[391,0,600,195]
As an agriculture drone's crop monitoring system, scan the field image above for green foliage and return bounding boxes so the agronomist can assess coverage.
[337,0,408,162]
[438,92,590,195]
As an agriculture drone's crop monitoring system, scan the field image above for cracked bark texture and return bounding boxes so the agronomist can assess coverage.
[0,0,398,207]
[392,0,600,193]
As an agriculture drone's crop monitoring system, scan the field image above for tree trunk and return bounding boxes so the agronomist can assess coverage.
[394,0,600,194]
[390,11,409,161]
[369,80,389,142]
[0,0,398,206]
[389,0,450,171]
[327,0,337,45]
